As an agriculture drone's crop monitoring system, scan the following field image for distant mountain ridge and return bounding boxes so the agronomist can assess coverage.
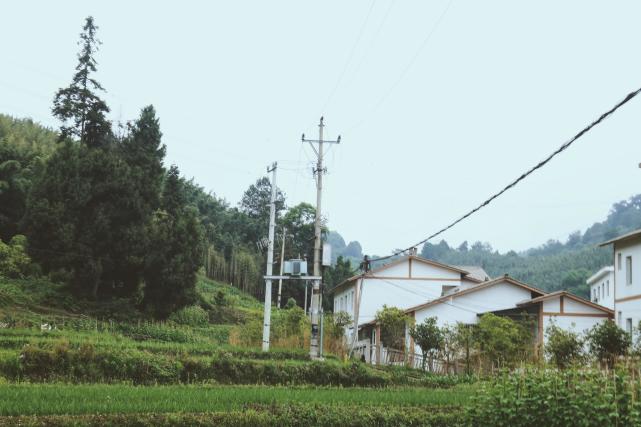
[418,194,641,297]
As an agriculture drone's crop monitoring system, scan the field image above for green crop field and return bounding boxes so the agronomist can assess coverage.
[0,384,474,416]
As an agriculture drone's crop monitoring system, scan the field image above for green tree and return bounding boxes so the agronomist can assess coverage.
[474,313,533,369]
[586,320,630,368]
[409,317,443,371]
[375,305,410,351]
[454,322,474,374]
[52,16,111,147]
[0,235,34,278]
[142,165,204,317]
[23,142,135,298]
[544,323,584,368]
[0,115,57,242]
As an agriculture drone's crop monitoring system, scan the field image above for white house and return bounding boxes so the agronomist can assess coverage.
[511,291,613,346]
[587,266,615,309]
[404,276,545,352]
[600,229,641,334]
[331,254,487,338]
[406,275,543,329]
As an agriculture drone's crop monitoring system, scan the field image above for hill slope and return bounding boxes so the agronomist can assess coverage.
[419,194,641,296]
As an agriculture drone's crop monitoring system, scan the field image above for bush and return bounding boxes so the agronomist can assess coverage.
[169,305,208,327]
[544,323,584,368]
[474,313,533,369]
[3,342,392,386]
[0,235,35,279]
[586,320,630,367]
[467,368,641,426]
[114,322,196,343]
[375,305,410,350]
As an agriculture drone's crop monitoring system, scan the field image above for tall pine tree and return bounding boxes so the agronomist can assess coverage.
[52,16,111,147]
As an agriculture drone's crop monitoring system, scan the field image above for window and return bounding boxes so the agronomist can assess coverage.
[627,318,633,335]
[618,311,623,327]
[601,284,604,299]
[627,256,633,285]
[607,280,610,296]
[619,253,623,270]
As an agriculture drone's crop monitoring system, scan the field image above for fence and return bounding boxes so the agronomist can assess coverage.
[356,345,467,374]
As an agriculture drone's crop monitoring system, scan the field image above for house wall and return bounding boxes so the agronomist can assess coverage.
[333,284,356,317]
[589,270,615,309]
[543,298,560,312]
[542,314,608,345]
[358,277,449,324]
[541,295,610,345]
[614,239,641,331]
[412,280,533,353]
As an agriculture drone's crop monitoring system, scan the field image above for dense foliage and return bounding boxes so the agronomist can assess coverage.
[410,317,443,371]
[468,368,641,426]
[544,323,585,368]
[375,305,410,350]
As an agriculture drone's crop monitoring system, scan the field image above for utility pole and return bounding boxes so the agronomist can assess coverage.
[302,117,340,359]
[262,162,278,352]
[277,227,287,309]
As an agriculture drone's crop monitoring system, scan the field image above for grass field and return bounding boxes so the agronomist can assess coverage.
[0,384,474,416]
[0,275,478,425]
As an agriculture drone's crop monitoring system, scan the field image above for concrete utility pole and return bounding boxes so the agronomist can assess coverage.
[262,162,278,352]
[276,227,286,309]
[302,117,340,358]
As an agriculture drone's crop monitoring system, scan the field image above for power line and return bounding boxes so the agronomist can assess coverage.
[369,85,641,264]
[320,0,377,115]
[346,0,454,132]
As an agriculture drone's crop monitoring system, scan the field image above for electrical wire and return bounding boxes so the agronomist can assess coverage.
[346,0,454,132]
[320,0,377,115]
[368,85,641,265]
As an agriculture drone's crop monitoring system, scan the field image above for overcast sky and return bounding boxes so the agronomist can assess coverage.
[2,1,641,255]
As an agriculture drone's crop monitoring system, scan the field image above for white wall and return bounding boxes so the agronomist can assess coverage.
[412,280,534,353]
[543,298,560,312]
[614,239,641,331]
[410,261,461,280]
[615,299,641,334]
[333,285,356,317]
[542,314,607,345]
[589,270,615,310]
[358,277,449,324]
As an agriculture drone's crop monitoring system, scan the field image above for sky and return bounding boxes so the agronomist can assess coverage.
[2,1,641,256]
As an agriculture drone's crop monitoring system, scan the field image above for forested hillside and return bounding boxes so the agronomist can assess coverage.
[419,195,641,296]
[0,17,356,318]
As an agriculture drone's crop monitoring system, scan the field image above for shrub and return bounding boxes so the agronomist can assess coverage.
[374,305,410,350]
[474,313,533,369]
[410,317,443,371]
[169,305,209,327]
[114,322,196,343]
[586,320,630,367]
[544,323,584,368]
[0,235,34,278]
[467,368,641,426]
[4,342,391,386]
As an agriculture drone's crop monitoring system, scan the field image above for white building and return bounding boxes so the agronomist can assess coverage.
[404,275,545,355]
[332,255,486,337]
[511,291,613,346]
[601,229,641,334]
[587,266,615,309]
[406,275,544,330]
